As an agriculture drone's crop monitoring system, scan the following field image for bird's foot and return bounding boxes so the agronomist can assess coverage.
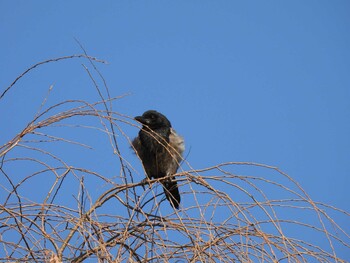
[140,178,150,190]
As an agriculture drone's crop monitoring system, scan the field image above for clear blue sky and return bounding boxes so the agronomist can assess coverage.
[1,1,349,260]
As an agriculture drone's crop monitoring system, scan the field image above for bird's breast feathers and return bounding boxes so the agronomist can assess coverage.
[132,128,184,159]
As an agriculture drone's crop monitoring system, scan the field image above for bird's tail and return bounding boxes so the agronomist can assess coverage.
[162,179,181,209]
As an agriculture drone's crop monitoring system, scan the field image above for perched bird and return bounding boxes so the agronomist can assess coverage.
[132,110,185,209]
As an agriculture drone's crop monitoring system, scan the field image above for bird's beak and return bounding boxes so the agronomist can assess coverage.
[135,116,149,125]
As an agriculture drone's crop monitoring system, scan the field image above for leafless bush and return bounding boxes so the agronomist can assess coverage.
[0,55,349,262]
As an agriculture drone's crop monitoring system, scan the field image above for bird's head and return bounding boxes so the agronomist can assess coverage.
[135,110,172,130]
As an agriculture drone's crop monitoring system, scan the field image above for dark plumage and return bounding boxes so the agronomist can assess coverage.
[132,110,185,209]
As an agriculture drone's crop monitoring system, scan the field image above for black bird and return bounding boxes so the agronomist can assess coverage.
[132,110,185,209]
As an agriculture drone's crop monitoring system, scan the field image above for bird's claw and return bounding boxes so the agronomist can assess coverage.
[140,178,150,190]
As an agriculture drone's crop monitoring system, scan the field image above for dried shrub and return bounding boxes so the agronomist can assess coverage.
[0,55,349,262]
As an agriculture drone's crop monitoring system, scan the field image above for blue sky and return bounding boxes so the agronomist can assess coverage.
[1,1,349,260]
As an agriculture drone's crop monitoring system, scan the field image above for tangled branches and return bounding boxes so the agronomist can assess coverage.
[0,55,349,262]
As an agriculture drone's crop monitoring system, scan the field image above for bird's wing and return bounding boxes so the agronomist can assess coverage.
[161,129,184,209]
[169,128,185,163]
[163,128,185,176]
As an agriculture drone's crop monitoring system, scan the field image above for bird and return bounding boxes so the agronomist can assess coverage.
[132,110,185,209]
